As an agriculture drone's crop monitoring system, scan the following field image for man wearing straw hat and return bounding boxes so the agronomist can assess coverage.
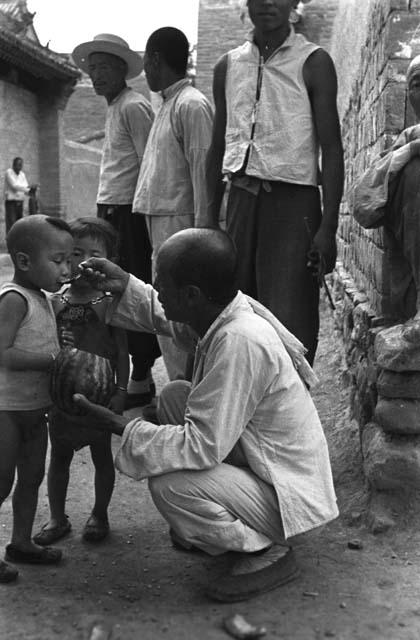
[71,34,160,409]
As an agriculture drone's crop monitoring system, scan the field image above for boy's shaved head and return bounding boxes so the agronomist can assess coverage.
[7,214,72,265]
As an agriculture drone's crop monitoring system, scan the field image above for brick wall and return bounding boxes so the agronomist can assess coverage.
[329,0,420,504]
[0,78,39,246]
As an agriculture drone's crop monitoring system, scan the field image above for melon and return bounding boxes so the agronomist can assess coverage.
[50,348,115,415]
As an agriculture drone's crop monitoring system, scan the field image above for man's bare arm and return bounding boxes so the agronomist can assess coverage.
[204,54,228,228]
[304,49,344,274]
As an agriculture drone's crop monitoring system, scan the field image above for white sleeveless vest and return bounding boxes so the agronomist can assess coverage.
[223,29,320,186]
[0,284,59,410]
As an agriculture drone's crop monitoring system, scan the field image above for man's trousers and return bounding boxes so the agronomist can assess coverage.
[148,380,287,555]
[97,204,160,382]
[5,200,23,235]
[226,181,322,365]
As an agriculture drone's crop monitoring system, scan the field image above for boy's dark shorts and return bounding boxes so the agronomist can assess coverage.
[48,407,110,451]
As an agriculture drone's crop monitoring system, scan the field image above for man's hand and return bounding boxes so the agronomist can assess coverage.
[72,394,129,436]
[312,226,337,275]
[78,258,130,293]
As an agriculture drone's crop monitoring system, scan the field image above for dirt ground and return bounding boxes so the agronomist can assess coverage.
[2,297,420,640]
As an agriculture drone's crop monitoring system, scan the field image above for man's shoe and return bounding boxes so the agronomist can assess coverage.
[125,382,156,410]
[206,546,299,602]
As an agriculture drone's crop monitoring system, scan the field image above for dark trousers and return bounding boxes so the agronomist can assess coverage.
[97,204,160,380]
[226,181,322,365]
[384,156,420,320]
[5,200,23,235]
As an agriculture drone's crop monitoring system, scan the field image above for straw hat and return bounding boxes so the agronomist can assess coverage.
[72,33,143,79]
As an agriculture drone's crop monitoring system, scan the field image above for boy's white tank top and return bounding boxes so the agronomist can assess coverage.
[0,283,59,410]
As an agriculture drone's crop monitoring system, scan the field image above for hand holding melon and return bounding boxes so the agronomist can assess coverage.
[50,348,115,416]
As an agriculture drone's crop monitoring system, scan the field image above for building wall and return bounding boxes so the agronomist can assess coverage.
[64,140,101,220]
[0,78,39,246]
[329,0,420,495]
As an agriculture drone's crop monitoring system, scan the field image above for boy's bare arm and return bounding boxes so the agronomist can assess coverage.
[0,292,53,371]
[204,54,228,228]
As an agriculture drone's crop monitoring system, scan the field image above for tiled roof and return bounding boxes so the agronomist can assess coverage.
[0,0,79,80]
[0,26,80,79]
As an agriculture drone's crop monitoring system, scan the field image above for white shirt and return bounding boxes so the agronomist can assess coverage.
[4,168,29,201]
[108,277,339,539]
[133,79,213,224]
[97,87,154,206]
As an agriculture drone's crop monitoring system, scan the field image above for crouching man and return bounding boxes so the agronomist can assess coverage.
[75,228,338,602]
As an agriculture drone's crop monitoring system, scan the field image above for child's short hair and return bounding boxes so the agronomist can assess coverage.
[69,217,118,260]
[7,215,72,261]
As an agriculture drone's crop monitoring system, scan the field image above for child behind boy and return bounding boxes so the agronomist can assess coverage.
[0,214,73,583]
[34,218,129,547]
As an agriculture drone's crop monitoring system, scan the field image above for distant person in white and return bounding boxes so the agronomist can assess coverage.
[4,158,32,234]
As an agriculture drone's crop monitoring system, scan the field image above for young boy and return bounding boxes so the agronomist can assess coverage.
[0,214,73,583]
[34,218,129,546]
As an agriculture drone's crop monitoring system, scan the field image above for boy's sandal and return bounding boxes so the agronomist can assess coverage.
[82,516,110,543]
[33,517,71,546]
[0,560,18,583]
[5,544,62,565]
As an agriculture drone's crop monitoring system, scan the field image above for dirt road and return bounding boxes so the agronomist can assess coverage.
[1,299,420,640]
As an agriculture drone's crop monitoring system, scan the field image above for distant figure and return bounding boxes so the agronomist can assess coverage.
[72,33,160,409]
[4,157,35,233]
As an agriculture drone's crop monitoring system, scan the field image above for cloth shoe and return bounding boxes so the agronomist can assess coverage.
[33,516,71,546]
[82,515,110,542]
[5,544,62,565]
[206,545,299,602]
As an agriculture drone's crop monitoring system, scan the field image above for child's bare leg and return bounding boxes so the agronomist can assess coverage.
[83,435,114,542]
[0,412,20,580]
[10,411,48,552]
[0,412,20,509]
[90,434,115,520]
[45,441,74,528]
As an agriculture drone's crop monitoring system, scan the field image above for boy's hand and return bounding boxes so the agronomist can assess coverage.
[78,258,130,293]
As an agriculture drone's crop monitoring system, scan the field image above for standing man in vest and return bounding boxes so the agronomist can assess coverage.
[133,27,213,380]
[72,34,160,408]
[205,0,344,364]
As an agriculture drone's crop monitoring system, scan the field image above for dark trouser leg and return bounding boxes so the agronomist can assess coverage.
[5,201,23,235]
[227,183,321,365]
[384,157,420,319]
[97,204,160,380]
